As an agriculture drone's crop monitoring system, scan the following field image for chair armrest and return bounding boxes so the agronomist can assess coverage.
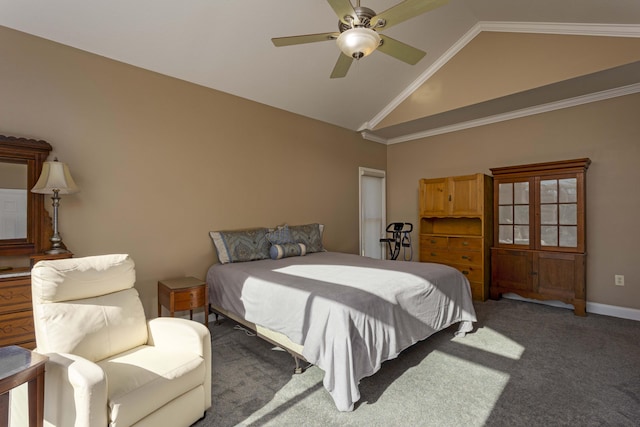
[147,317,210,357]
[11,352,108,426]
[147,317,212,409]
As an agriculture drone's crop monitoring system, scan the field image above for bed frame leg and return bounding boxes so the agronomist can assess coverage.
[293,356,304,374]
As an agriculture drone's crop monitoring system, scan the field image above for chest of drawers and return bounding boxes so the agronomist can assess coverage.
[419,173,493,301]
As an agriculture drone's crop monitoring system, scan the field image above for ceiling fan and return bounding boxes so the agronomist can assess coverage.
[271,0,449,78]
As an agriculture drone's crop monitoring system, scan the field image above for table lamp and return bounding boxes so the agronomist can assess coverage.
[31,158,79,254]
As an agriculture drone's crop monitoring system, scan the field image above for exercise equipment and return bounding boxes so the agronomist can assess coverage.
[380,222,413,261]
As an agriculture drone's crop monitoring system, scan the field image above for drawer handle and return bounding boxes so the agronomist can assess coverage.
[462,270,469,275]
[431,252,437,257]
[430,239,436,244]
[461,255,470,260]
[463,241,469,246]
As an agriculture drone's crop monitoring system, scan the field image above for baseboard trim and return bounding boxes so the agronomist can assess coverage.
[501,293,640,321]
[586,302,640,322]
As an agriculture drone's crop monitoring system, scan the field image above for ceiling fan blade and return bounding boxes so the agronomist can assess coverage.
[327,0,357,25]
[372,0,449,30]
[378,35,426,65]
[330,53,354,79]
[272,32,339,47]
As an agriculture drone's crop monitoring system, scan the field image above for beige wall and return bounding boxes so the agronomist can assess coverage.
[387,93,640,311]
[377,32,640,129]
[2,25,638,315]
[0,26,386,315]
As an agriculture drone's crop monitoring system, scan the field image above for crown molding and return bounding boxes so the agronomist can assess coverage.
[479,21,640,38]
[372,82,640,145]
[360,21,640,132]
[359,131,388,144]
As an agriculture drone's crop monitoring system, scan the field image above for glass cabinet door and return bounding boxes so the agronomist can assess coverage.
[539,177,578,248]
[497,181,530,245]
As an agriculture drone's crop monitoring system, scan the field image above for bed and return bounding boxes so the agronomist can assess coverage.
[206,242,476,412]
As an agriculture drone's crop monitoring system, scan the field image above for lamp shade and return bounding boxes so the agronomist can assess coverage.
[31,160,79,195]
[336,27,381,59]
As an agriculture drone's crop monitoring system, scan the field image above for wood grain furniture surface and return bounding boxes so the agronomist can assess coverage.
[490,158,590,315]
[158,276,209,326]
[419,173,493,301]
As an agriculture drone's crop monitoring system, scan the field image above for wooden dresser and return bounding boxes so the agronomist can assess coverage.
[0,254,72,349]
[0,135,66,348]
[419,173,493,300]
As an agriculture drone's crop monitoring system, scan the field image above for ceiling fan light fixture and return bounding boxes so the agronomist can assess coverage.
[336,27,381,60]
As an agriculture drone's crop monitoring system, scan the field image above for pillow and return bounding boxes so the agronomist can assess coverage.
[269,243,307,260]
[289,223,324,253]
[266,224,294,245]
[209,228,270,264]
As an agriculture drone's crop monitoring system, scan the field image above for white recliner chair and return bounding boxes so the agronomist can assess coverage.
[13,254,211,427]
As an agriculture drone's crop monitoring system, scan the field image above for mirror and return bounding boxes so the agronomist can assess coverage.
[0,162,28,239]
[0,135,52,256]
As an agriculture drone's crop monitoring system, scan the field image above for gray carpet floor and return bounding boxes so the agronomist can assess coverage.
[193,299,640,427]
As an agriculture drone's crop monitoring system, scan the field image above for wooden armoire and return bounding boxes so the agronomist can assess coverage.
[490,158,590,315]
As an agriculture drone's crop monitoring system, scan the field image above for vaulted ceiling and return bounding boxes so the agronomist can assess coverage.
[1,0,639,143]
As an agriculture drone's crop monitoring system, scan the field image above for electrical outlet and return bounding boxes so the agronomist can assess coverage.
[615,275,624,286]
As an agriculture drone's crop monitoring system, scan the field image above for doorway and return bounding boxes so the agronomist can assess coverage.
[359,167,386,259]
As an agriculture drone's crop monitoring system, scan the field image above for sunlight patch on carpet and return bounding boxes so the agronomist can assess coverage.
[453,326,525,360]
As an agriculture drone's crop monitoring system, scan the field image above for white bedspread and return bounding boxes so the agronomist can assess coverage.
[207,251,476,411]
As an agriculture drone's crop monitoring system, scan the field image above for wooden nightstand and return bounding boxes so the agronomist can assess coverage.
[157,277,208,327]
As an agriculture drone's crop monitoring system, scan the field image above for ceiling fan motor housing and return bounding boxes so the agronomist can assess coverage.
[338,6,377,32]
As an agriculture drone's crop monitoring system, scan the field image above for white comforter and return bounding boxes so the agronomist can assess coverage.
[207,251,476,411]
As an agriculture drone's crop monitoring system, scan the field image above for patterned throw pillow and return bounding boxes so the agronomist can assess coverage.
[269,243,306,260]
[266,225,294,245]
[209,228,270,264]
[289,223,324,253]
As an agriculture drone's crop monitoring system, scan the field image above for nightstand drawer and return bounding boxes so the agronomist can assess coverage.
[173,286,207,311]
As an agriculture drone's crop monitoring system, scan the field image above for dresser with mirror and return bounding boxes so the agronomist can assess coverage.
[0,135,70,348]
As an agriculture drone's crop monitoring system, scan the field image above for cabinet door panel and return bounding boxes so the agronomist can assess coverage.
[419,178,447,216]
[536,252,584,299]
[450,175,482,215]
[491,249,533,291]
